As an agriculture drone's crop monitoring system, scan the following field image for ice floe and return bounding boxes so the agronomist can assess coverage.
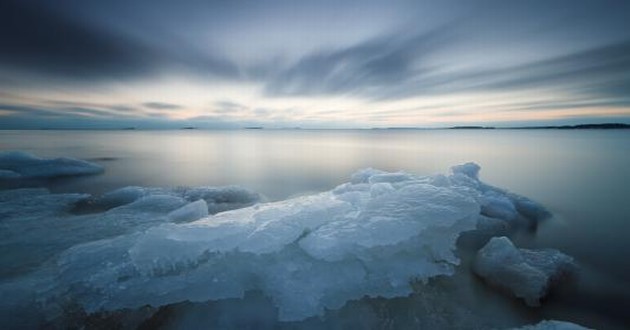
[0,151,104,180]
[474,236,576,306]
[0,162,562,325]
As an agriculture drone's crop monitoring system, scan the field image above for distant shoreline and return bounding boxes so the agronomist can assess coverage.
[1,123,628,131]
[503,123,630,130]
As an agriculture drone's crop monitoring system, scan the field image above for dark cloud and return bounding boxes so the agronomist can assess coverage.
[108,105,137,112]
[0,103,67,118]
[441,40,630,108]
[263,30,449,97]
[263,32,630,110]
[142,102,182,110]
[459,41,630,92]
[0,1,155,81]
[212,101,248,114]
[45,100,139,114]
[0,102,147,121]
[0,0,239,84]
[0,102,193,129]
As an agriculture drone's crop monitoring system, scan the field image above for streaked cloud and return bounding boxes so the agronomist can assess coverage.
[142,102,183,110]
[0,0,628,128]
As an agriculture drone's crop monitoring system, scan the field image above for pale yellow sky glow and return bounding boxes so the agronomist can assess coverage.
[2,75,629,128]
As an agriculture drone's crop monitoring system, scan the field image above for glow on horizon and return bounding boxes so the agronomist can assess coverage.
[2,76,629,128]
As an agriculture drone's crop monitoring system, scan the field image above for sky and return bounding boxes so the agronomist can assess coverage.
[0,0,629,129]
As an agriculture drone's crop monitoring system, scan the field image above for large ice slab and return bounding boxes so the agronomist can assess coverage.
[474,237,576,306]
[0,163,556,324]
[45,164,548,320]
[0,151,104,180]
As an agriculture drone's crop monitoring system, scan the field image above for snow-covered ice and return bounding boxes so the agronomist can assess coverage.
[474,237,576,306]
[0,151,103,180]
[0,162,558,325]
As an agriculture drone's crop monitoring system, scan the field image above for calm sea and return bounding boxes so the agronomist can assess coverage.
[1,128,629,328]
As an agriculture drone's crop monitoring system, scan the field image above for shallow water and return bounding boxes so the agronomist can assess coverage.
[1,129,629,328]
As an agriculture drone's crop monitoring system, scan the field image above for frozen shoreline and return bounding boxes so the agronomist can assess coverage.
[0,152,594,328]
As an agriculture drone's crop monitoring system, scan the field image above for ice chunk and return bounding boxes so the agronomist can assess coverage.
[481,190,519,221]
[511,320,592,330]
[0,162,561,324]
[299,183,480,262]
[474,237,576,306]
[457,215,512,250]
[96,186,147,207]
[451,164,550,227]
[29,165,491,321]
[94,185,259,214]
[350,167,387,184]
[0,151,103,179]
[168,199,209,223]
[509,194,552,222]
[451,162,481,179]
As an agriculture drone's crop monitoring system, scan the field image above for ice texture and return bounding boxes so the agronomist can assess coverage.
[0,185,259,279]
[168,199,209,222]
[511,320,592,330]
[474,237,576,306]
[94,185,259,214]
[0,151,103,179]
[0,162,554,324]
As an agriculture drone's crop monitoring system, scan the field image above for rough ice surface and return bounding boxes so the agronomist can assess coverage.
[168,199,209,222]
[94,185,260,215]
[48,181,481,321]
[0,162,556,325]
[0,185,259,279]
[0,151,103,180]
[474,237,576,306]
[511,320,592,330]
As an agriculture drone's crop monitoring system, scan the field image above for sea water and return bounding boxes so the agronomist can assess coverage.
[0,129,628,329]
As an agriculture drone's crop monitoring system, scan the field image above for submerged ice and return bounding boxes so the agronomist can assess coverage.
[0,162,559,324]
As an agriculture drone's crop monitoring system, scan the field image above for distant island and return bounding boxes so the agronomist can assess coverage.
[450,126,496,129]
[509,123,630,129]
[447,123,629,130]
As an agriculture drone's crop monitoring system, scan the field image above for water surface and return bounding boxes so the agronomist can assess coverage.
[1,129,629,328]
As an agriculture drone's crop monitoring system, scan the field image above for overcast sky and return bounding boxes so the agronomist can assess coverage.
[1,0,629,128]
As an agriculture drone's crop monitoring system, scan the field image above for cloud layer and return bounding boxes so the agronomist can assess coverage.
[0,0,629,128]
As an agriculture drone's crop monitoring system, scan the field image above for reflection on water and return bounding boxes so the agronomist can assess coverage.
[1,129,629,328]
